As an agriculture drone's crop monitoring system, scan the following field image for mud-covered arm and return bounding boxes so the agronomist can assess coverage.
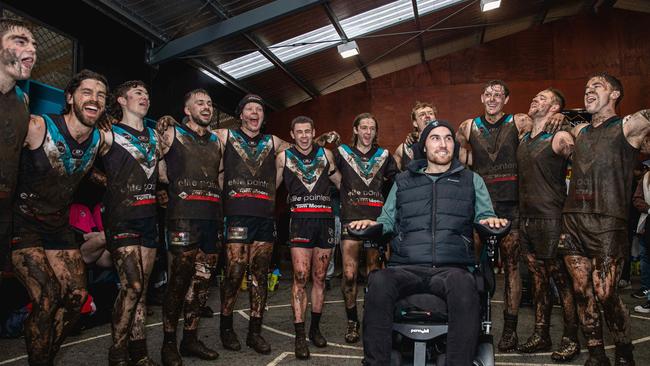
[275,151,285,189]
[514,113,533,139]
[314,131,341,147]
[24,114,45,149]
[623,110,650,149]
[456,118,473,167]
[325,148,341,190]
[88,167,107,187]
[158,159,169,184]
[543,113,566,133]
[551,131,575,159]
[98,129,113,156]
[272,135,293,154]
[218,156,224,190]
[393,144,404,171]
[633,176,650,213]
[157,117,177,155]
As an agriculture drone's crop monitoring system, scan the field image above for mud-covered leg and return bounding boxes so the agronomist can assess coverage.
[309,248,331,348]
[109,246,144,364]
[498,230,521,352]
[593,256,633,365]
[161,237,197,366]
[246,241,273,354]
[48,249,88,360]
[517,253,551,353]
[341,239,361,343]
[180,250,219,360]
[220,243,248,351]
[548,258,580,362]
[128,246,157,365]
[365,247,381,274]
[12,248,61,366]
[291,247,311,323]
[564,255,609,365]
[291,247,312,359]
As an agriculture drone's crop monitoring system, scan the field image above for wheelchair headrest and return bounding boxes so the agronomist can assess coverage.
[473,221,511,242]
[346,223,384,240]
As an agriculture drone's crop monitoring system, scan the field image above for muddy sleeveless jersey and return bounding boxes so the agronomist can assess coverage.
[223,129,276,218]
[564,116,638,220]
[165,123,222,221]
[283,146,332,219]
[336,144,397,221]
[0,86,29,222]
[102,123,159,225]
[14,114,101,227]
[399,143,414,171]
[516,132,567,218]
[469,114,519,202]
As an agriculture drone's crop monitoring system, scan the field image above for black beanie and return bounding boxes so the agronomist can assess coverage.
[416,120,456,158]
[237,93,265,115]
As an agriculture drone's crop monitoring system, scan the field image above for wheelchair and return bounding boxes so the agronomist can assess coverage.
[349,221,511,366]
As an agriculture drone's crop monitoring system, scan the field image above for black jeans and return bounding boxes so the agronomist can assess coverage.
[363,265,480,366]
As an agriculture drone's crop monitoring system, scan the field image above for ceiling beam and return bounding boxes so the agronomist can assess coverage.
[410,0,427,64]
[207,0,320,99]
[83,0,168,44]
[243,34,320,98]
[321,2,371,81]
[146,0,325,65]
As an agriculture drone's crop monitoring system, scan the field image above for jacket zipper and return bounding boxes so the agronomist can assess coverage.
[431,179,437,267]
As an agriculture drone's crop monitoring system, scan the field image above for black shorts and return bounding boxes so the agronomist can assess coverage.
[225,215,276,244]
[559,213,628,259]
[341,219,380,247]
[494,201,519,230]
[289,217,335,249]
[520,217,562,259]
[105,217,158,251]
[11,213,76,251]
[167,219,222,254]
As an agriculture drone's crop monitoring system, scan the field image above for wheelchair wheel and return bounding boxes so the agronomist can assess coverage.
[473,337,494,366]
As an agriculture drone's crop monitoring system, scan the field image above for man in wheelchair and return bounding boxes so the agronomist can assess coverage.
[348,120,507,366]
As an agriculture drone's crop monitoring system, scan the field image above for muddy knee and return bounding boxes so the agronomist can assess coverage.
[293,270,309,289]
[123,280,144,303]
[33,282,61,315]
[63,288,89,312]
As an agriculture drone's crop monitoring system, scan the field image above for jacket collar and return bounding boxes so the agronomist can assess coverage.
[407,158,464,178]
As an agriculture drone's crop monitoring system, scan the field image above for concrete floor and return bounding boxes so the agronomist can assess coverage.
[1,273,650,366]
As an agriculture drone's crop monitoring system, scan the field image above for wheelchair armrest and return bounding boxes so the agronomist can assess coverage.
[473,221,511,242]
[347,224,384,240]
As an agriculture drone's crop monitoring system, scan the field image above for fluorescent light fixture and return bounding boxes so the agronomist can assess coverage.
[272,25,340,63]
[199,68,226,85]
[341,0,413,38]
[480,0,501,12]
[217,51,273,79]
[337,41,359,58]
[417,0,466,14]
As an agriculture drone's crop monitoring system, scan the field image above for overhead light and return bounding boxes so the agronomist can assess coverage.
[480,0,501,12]
[337,41,359,58]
